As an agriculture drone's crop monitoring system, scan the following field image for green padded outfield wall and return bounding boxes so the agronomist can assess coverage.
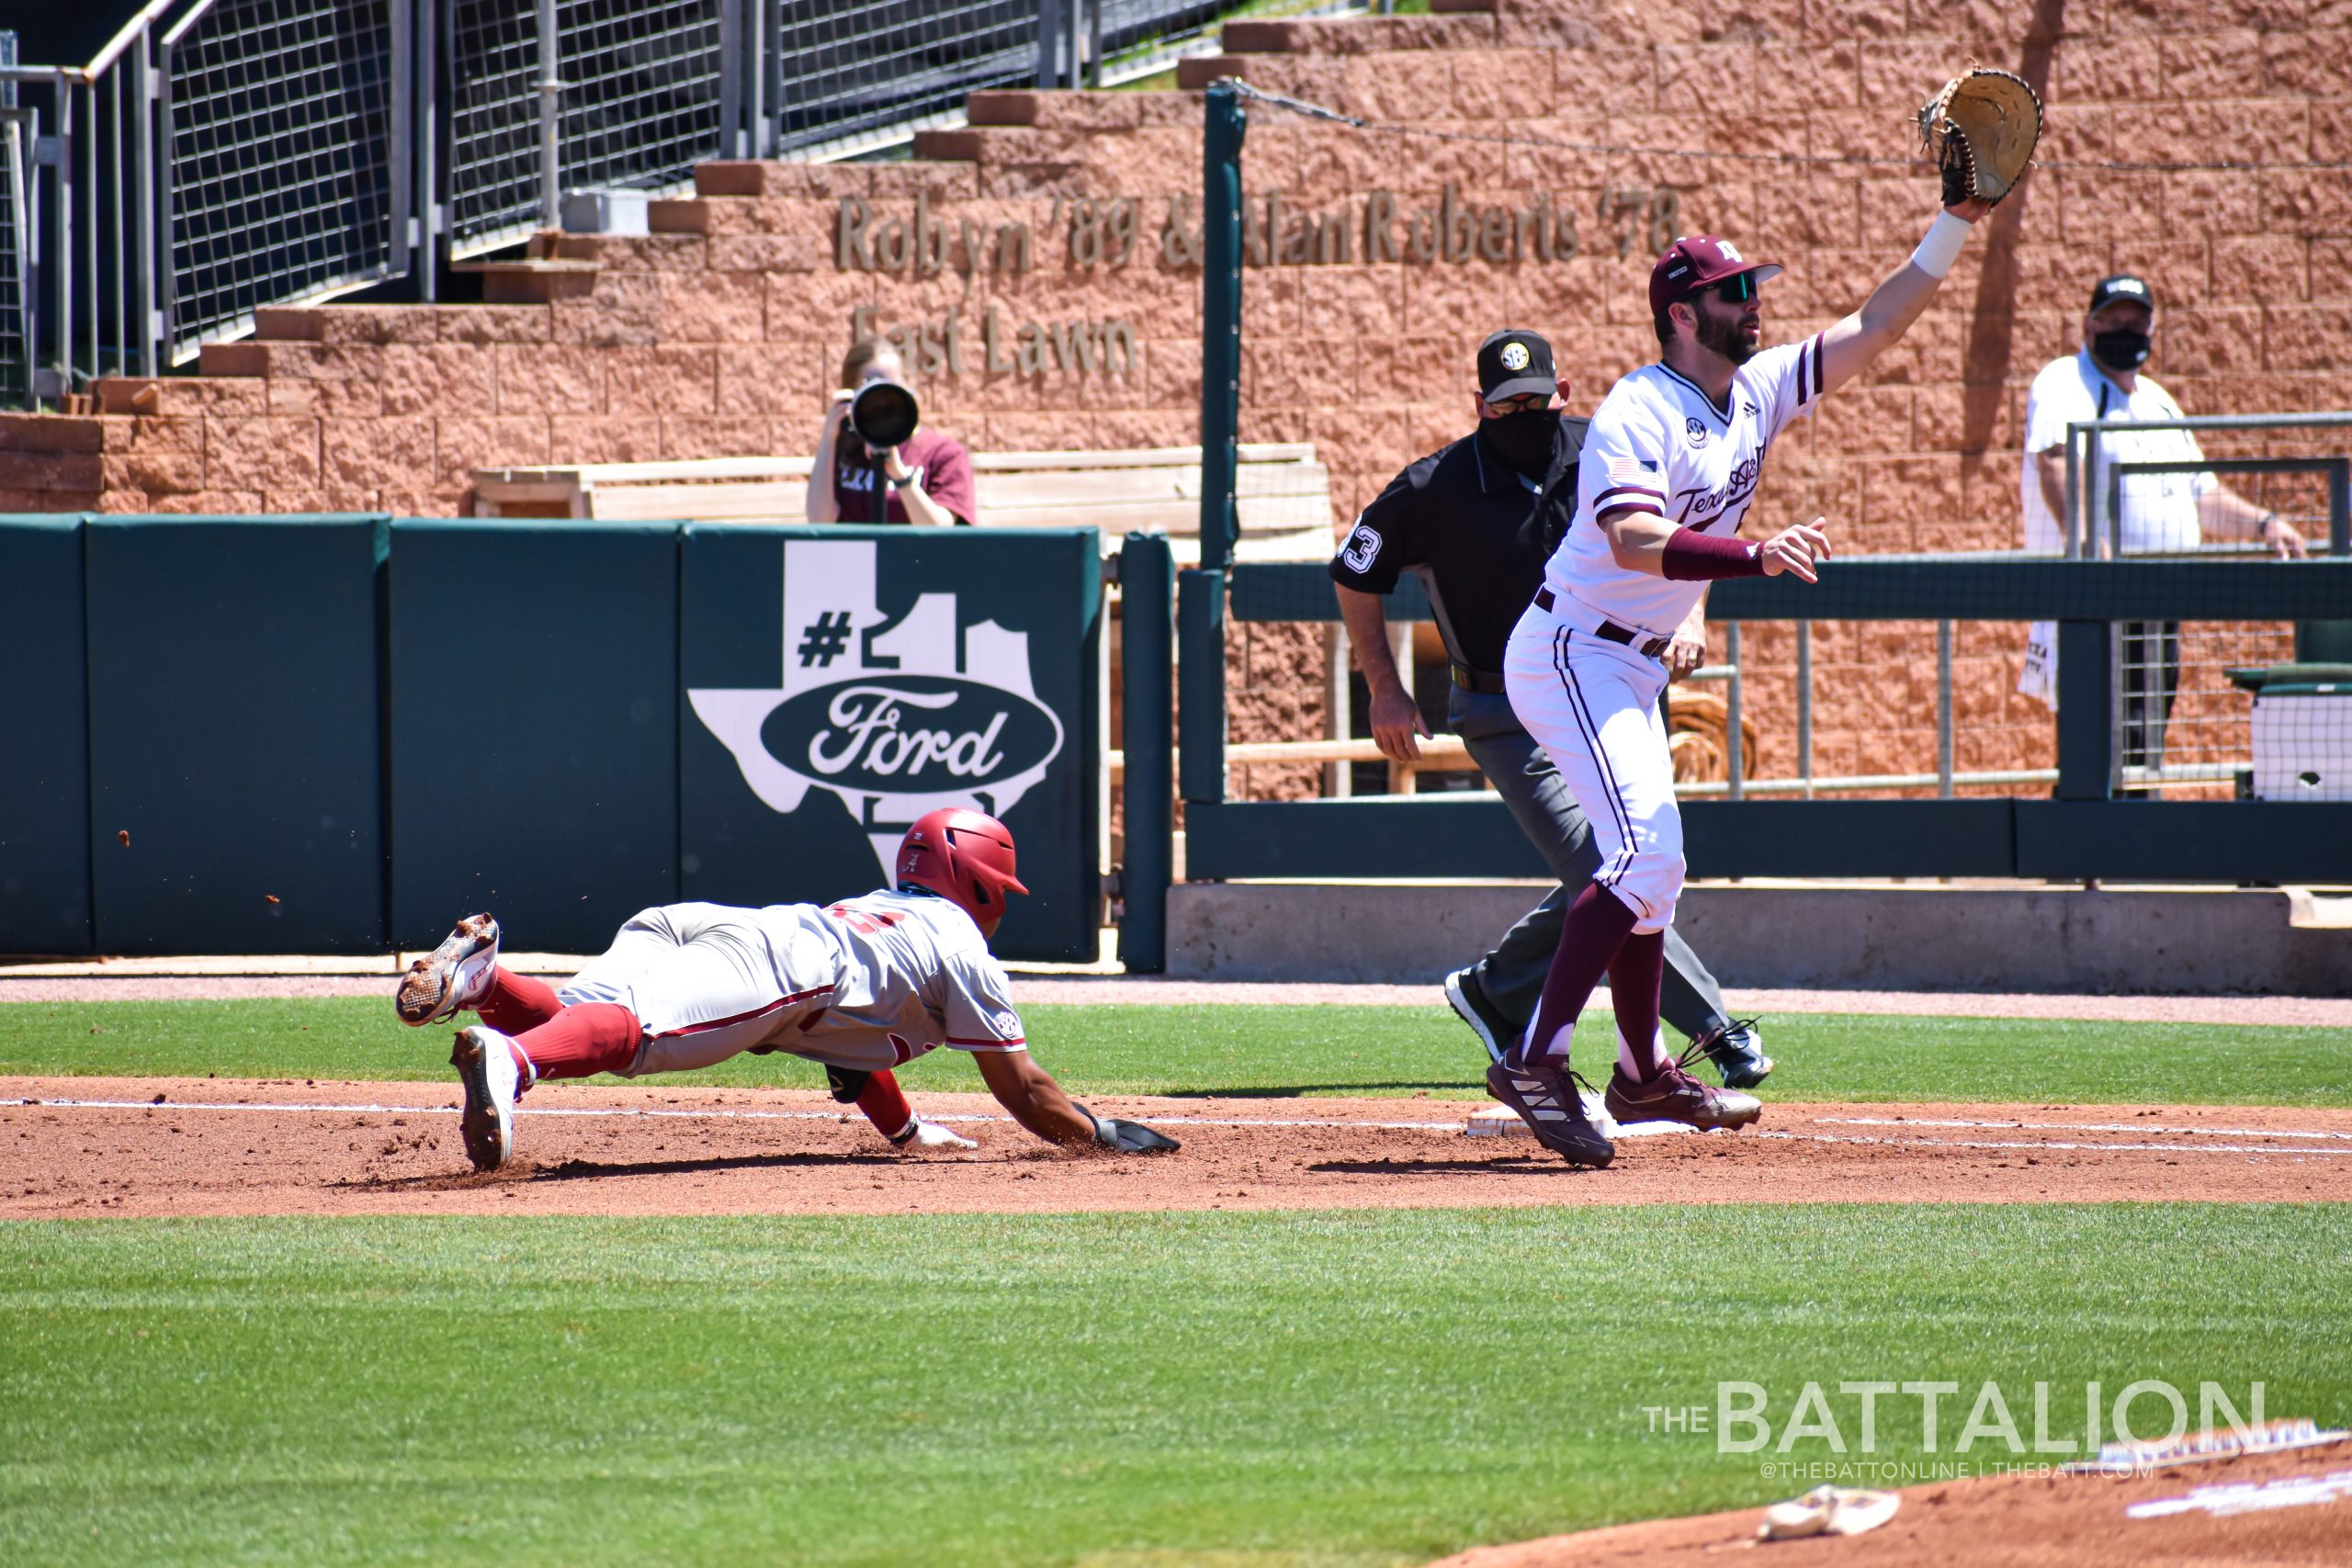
[680,525,1104,963]
[0,517,95,953]
[386,520,681,953]
[83,515,389,953]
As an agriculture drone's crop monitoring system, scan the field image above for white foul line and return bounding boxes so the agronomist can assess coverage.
[1817,1115,2352,1143]
[0,1098,1467,1133]
[7,1097,2351,1156]
[1752,1130,2352,1157]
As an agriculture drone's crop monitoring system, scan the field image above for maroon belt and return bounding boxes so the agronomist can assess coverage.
[1532,588,1672,660]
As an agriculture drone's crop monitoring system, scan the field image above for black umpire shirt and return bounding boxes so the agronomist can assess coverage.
[1328,416,1589,678]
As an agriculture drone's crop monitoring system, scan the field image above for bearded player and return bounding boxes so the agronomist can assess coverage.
[391,808,1177,1170]
[1488,190,2002,1168]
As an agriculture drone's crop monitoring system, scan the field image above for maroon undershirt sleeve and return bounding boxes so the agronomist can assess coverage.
[1659,526,1768,581]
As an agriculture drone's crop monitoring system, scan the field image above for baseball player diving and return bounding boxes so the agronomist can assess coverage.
[1487,178,2008,1168]
[392,808,1178,1171]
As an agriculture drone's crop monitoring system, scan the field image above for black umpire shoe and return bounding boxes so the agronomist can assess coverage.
[1444,966,1517,1063]
[1687,1017,1773,1089]
[1486,1055,1614,1168]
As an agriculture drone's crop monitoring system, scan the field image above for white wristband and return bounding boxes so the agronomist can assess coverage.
[1910,210,1970,279]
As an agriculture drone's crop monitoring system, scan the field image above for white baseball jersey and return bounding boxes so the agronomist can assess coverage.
[2020,348,2211,556]
[1544,333,1825,637]
[558,891,1025,1078]
[2015,349,2214,706]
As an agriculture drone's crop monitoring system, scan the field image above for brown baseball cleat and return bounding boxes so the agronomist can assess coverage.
[396,914,502,1027]
[1604,1062,1763,1131]
[1486,1057,1615,1168]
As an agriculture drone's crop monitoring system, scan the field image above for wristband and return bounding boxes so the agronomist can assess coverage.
[1660,527,1767,581]
[890,473,917,491]
[1910,210,1970,279]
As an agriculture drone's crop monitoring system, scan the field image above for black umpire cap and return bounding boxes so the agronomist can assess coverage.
[2088,274,2154,313]
[1476,329,1556,403]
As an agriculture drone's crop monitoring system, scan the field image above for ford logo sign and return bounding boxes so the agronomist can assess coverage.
[762,676,1061,795]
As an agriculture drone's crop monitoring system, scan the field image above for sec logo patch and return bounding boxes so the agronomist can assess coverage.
[1686,416,1708,447]
[1499,342,1530,371]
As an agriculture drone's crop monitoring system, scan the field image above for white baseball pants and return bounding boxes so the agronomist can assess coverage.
[1502,602,1685,934]
[559,904,834,1077]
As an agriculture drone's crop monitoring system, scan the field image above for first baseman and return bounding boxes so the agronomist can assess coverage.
[394,808,1177,1169]
[1328,328,1769,1089]
[1489,193,1999,1168]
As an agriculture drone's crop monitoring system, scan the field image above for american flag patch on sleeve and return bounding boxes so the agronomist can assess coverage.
[1608,457,1660,484]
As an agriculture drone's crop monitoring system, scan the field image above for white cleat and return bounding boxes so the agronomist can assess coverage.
[452,1025,522,1171]
[397,914,502,1027]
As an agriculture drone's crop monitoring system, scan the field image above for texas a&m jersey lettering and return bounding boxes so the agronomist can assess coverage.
[1544,332,1824,636]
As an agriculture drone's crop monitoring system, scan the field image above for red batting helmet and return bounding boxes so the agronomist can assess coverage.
[897,808,1028,930]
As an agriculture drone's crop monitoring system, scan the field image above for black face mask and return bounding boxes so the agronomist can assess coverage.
[1482,408,1557,477]
[2092,327,2151,373]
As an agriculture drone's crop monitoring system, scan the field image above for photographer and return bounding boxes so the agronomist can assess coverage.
[806,336,977,527]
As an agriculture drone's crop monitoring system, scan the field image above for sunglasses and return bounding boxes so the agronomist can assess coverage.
[1700,272,1758,304]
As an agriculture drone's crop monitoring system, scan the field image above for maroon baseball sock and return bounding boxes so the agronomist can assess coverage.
[1607,930,1669,1080]
[856,1069,916,1142]
[476,966,564,1035]
[513,1003,644,1083]
[1512,882,1639,1067]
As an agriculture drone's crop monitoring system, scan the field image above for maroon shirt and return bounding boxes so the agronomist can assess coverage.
[831,429,977,525]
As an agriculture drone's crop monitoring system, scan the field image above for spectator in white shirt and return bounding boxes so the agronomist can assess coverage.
[2016,275,2303,793]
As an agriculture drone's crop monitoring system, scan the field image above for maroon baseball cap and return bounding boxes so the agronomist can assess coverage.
[1648,234,1784,315]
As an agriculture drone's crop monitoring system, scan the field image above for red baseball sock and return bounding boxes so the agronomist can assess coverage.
[1514,882,1639,1067]
[856,1069,915,1142]
[512,1003,643,1083]
[477,966,564,1035]
[1607,930,1669,1080]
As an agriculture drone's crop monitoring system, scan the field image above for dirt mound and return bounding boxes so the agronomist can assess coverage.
[1430,1438,2352,1567]
[4,1077,2348,1219]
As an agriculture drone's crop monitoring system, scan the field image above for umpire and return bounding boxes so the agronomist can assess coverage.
[1328,328,1770,1087]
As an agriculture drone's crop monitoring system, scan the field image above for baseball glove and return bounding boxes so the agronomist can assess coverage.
[1917,67,2042,206]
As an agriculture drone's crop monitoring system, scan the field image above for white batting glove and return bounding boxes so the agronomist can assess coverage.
[892,1117,977,1151]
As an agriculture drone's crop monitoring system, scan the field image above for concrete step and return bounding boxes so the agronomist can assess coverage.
[450,256,601,304]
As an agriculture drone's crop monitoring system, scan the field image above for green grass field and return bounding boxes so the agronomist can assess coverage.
[4,999,2348,1564]
[5,1206,2346,1568]
[5,996,2350,1107]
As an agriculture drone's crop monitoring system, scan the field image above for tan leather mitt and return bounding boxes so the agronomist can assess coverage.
[1918,67,2043,206]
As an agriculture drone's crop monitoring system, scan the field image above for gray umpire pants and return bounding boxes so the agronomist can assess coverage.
[1448,685,1732,1043]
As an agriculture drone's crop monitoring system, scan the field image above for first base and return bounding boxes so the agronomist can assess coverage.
[1466,1098,1713,1140]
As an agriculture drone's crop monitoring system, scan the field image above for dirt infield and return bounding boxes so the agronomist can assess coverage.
[6,1076,2349,1219]
[1430,1438,2352,1567]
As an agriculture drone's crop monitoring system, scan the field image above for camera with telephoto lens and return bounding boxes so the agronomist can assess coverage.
[841,378,919,461]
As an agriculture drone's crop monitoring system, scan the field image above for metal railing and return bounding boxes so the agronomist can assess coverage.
[449,0,723,253]
[165,0,407,353]
[0,0,1347,408]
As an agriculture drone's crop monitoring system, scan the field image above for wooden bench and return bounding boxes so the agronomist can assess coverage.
[470,444,1338,564]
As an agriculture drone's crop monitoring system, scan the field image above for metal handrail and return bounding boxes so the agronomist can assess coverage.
[2063,409,2352,559]
[158,0,226,51]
